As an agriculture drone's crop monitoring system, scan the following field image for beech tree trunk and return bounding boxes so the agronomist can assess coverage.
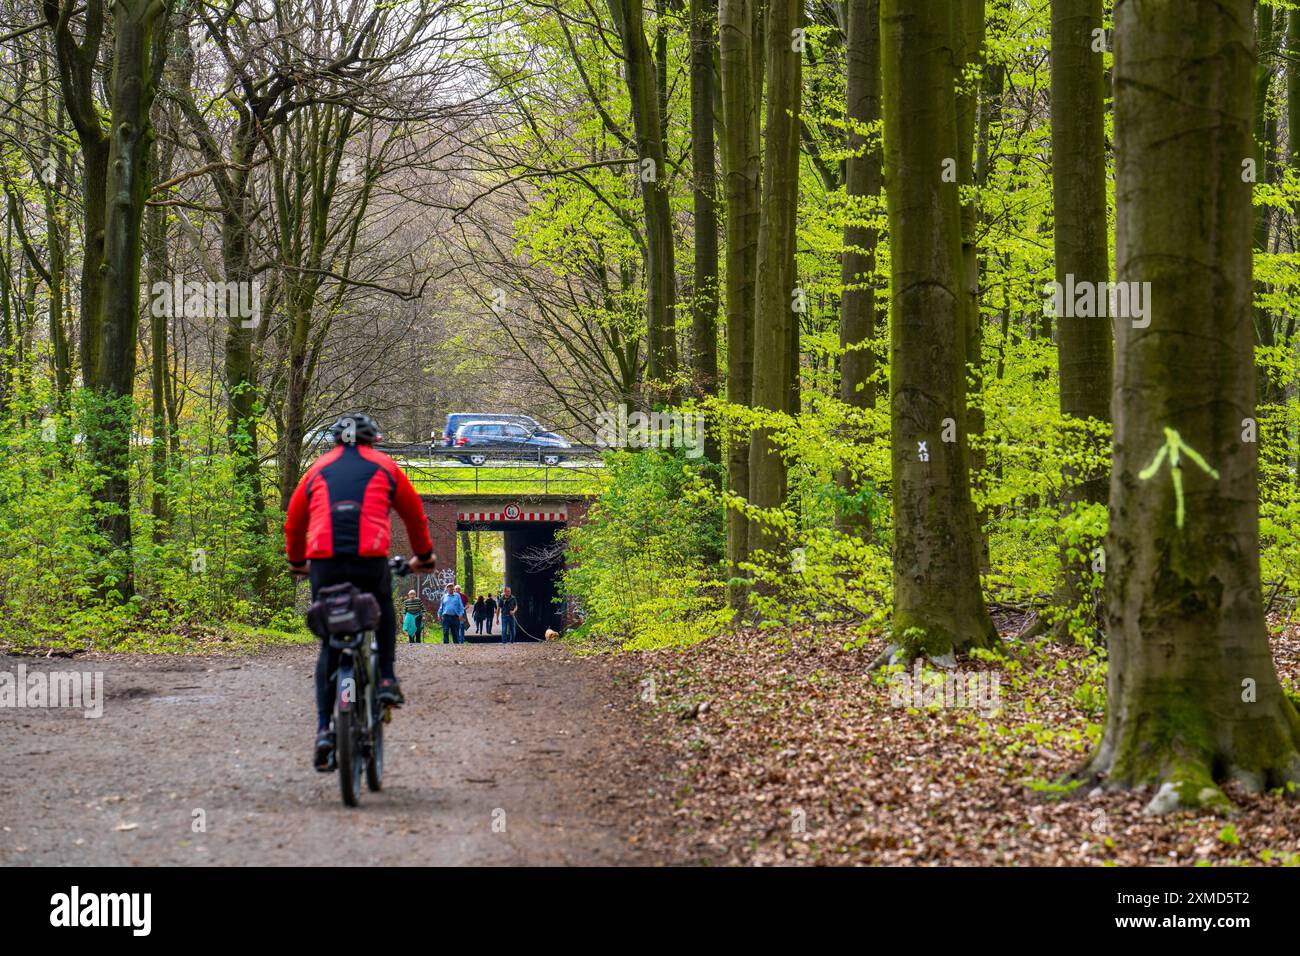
[43,0,168,595]
[1049,0,1112,630]
[74,129,108,381]
[146,134,171,539]
[1083,0,1300,809]
[746,0,800,556]
[956,0,990,570]
[881,0,996,660]
[690,0,721,466]
[720,0,763,586]
[1252,4,1281,404]
[95,0,167,591]
[221,123,267,527]
[609,0,679,403]
[836,0,882,536]
[42,0,109,384]
[1291,8,1300,171]
[38,64,72,404]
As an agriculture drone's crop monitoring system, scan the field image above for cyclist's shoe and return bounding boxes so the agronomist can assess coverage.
[313,730,336,772]
[377,677,405,708]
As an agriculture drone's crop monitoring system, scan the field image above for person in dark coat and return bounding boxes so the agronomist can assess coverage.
[499,587,518,643]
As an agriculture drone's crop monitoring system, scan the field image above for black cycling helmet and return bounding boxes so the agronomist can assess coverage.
[329,412,382,445]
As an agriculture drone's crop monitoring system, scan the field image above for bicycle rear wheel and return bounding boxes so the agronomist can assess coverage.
[366,695,384,792]
[335,663,364,807]
[363,632,384,791]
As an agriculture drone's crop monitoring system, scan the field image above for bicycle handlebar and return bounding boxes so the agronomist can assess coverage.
[291,556,423,578]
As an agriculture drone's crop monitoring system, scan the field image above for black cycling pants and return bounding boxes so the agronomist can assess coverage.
[310,557,395,724]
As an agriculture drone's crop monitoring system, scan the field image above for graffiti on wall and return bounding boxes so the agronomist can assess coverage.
[416,568,456,606]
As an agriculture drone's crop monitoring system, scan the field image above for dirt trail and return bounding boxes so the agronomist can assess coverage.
[0,642,654,866]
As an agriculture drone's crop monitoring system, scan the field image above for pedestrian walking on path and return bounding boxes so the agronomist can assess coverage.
[440,583,465,644]
[499,587,518,643]
[402,589,424,643]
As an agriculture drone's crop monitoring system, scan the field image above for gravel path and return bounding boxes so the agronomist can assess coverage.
[0,642,652,866]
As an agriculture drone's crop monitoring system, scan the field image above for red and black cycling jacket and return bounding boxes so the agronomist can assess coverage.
[284,443,433,563]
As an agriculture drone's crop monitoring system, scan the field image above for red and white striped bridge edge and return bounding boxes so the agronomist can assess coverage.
[457,504,568,522]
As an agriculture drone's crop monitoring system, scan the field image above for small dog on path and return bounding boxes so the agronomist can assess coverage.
[544,628,560,641]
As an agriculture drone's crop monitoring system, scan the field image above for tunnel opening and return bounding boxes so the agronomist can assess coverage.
[458,529,503,640]
[456,520,565,641]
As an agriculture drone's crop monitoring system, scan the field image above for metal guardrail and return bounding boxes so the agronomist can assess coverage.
[381,442,606,495]
[376,441,604,463]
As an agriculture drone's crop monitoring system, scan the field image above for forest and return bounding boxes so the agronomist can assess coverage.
[0,0,1298,868]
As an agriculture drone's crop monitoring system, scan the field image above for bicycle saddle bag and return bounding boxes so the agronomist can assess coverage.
[306,583,381,638]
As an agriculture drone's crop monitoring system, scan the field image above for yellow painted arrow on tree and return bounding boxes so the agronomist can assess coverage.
[1137,427,1220,529]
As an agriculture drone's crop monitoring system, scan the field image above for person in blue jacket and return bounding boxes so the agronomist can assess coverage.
[439,583,466,644]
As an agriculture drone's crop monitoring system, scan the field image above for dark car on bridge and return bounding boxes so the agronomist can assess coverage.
[452,420,572,466]
[437,412,543,448]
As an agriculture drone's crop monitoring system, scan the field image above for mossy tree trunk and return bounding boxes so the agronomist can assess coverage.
[221,123,267,529]
[881,0,996,660]
[44,0,169,595]
[1048,0,1112,634]
[96,0,168,593]
[1082,0,1300,809]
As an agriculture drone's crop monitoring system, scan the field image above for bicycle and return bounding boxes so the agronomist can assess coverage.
[320,555,412,807]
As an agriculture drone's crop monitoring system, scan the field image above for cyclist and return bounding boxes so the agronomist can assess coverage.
[285,412,435,771]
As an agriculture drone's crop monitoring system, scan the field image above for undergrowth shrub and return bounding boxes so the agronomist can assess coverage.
[559,447,727,650]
